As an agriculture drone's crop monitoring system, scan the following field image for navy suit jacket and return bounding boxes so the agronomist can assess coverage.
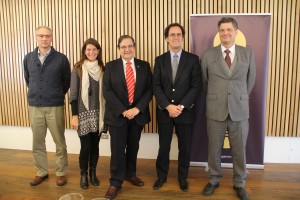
[103,58,153,127]
[153,50,201,124]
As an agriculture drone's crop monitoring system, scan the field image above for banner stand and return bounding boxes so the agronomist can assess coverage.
[189,14,271,169]
[190,162,265,170]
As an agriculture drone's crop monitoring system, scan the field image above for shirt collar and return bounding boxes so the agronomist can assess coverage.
[122,58,135,66]
[38,48,51,56]
[170,49,183,59]
[221,44,235,54]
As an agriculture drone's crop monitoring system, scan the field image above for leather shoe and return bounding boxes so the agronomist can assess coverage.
[56,176,67,186]
[30,175,49,186]
[105,185,121,200]
[179,179,188,192]
[202,183,219,196]
[125,176,144,186]
[234,186,249,200]
[153,179,165,190]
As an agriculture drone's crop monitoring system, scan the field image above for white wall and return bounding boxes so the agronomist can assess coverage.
[0,126,299,163]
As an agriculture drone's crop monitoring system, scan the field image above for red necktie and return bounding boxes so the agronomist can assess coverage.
[224,49,231,67]
[126,61,135,104]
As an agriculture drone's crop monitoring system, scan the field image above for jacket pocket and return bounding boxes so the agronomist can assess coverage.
[240,94,249,101]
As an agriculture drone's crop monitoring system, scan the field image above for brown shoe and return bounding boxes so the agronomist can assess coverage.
[30,175,49,186]
[105,186,121,200]
[56,176,67,186]
[125,176,144,186]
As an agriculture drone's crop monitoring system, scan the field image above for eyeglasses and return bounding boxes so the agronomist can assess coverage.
[119,45,134,50]
[36,34,52,38]
[169,33,182,37]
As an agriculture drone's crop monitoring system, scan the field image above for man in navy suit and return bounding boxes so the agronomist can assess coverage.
[153,23,201,192]
[201,17,256,200]
[103,35,153,199]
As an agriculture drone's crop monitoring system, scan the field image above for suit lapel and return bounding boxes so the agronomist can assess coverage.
[164,52,173,83]
[215,46,230,76]
[116,58,127,87]
[230,46,240,77]
[134,58,141,100]
[174,50,187,83]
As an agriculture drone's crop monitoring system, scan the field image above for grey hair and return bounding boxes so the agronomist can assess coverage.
[35,26,53,35]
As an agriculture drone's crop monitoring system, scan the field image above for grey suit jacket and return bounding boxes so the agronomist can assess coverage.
[201,45,256,121]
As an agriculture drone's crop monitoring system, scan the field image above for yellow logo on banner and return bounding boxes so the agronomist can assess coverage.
[223,130,230,149]
[213,30,246,47]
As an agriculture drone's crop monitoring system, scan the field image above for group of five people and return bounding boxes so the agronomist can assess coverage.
[23,17,255,200]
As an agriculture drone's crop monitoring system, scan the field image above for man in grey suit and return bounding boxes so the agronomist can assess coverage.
[201,17,256,200]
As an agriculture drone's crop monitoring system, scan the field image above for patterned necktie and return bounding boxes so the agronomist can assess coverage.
[224,49,231,67]
[126,61,135,104]
[172,54,179,82]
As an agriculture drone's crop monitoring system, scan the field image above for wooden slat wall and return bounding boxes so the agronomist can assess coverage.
[0,0,299,137]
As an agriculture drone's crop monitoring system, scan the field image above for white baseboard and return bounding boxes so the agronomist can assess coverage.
[0,126,299,163]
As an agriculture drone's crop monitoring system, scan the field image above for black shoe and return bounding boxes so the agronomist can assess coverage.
[234,186,249,200]
[153,179,165,190]
[202,183,219,196]
[179,179,188,192]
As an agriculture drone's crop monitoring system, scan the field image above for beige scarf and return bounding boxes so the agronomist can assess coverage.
[81,60,100,110]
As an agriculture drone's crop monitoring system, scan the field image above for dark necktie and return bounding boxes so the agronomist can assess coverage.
[126,61,135,104]
[224,49,231,67]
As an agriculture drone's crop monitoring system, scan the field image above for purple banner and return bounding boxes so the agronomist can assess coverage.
[190,14,271,167]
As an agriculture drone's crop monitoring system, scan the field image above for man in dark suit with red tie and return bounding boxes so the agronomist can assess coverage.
[103,35,153,199]
[152,23,201,192]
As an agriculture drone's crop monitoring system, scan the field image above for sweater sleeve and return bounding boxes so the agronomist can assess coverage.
[69,68,80,115]
[70,100,78,115]
[63,56,71,94]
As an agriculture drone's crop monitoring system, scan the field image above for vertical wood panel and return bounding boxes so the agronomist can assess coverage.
[283,0,292,136]
[287,0,295,137]
[265,0,273,136]
[0,0,299,137]
[294,0,300,137]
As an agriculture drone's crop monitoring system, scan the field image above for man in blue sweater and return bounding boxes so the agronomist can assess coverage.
[23,26,70,186]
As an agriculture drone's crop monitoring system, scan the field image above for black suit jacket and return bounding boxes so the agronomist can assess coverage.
[153,50,201,124]
[103,58,153,127]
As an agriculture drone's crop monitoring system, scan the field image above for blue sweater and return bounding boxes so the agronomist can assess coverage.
[23,47,71,107]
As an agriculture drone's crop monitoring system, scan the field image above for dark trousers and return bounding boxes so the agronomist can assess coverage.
[156,122,193,181]
[109,120,143,187]
[79,131,100,172]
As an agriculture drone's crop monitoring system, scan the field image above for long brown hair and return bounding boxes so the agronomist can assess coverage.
[74,38,105,77]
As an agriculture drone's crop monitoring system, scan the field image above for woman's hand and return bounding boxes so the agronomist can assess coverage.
[71,115,79,130]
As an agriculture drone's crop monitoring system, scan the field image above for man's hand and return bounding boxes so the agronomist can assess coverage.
[166,104,183,118]
[123,107,140,120]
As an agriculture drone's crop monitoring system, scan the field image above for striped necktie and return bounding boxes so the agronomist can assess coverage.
[126,61,135,104]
